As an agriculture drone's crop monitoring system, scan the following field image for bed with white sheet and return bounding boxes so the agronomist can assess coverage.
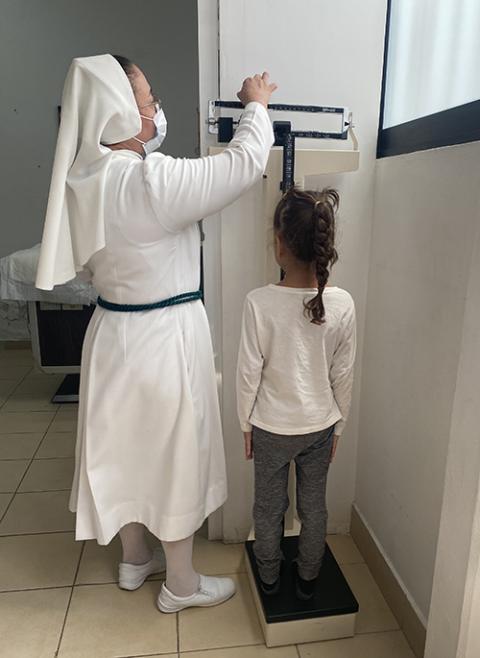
[0,244,97,399]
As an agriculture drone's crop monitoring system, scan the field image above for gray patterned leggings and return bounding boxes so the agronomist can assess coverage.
[252,424,335,583]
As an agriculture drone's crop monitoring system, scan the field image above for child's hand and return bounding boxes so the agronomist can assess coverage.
[330,435,340,462]
[244,431,253,460]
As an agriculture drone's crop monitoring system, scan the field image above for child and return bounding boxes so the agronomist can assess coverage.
[236,186,356,600]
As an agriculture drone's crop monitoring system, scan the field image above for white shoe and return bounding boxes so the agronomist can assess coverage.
[118,546,166,591]
[157,574,236,613]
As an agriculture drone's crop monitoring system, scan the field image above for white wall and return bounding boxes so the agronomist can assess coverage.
[0,0,199,259]
[357,140,480,623]
[424,185,480,658]
[215,0,387,541]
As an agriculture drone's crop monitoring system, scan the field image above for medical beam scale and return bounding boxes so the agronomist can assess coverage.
[208,100,353,191]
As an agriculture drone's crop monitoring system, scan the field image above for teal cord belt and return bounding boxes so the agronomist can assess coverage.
[97,289,203,312]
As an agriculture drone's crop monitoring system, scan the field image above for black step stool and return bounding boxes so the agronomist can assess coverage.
[245,535,359,647]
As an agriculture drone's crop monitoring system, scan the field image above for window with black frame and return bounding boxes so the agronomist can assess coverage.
[377,0,480,158]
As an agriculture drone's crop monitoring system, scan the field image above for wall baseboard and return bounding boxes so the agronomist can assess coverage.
[350,504,426,658]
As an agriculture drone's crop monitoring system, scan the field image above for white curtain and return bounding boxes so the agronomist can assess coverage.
[383,0,480,128]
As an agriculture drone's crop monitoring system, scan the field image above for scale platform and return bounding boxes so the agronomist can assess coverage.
[245,536,359,647]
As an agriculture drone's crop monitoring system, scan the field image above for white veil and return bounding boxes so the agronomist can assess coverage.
[35,54,141,290]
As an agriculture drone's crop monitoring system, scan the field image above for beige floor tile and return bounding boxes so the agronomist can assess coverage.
[0,531,82,591]
[0,433,44,459]
[36,431,76,458]
[15,373,60,395]
[0,490,75,535]
[0,493,13,518]
[1,343,31,350]
[58,582,177,658]
[26,366,63,380]
[56,403,79,415]
[179,646,298,657]
[0,348,34,364]
[15,378,61,395]
[0,365,31,380]
[19,457,74,492]
[193,535,246,575]
[326,534,364,565]
[76,536,123,585]
[342,563,399,634]
[2,398,59,413]
[0,587,70,658]
[49,414,78,432]
[0,411,55,434]
[179,574,263,652]
[0,459,30,492]
[0,379,20,398]
[29,372,63,384]
[298,629,415,657]
[2,378,61,412]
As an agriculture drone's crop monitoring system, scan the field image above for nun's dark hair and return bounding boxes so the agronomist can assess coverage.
[113,55,137,88]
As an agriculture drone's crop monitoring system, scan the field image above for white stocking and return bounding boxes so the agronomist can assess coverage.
[161,534,200,597]
[119,522,152,565]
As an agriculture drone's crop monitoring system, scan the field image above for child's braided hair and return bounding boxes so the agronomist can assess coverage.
[273,186,339,324]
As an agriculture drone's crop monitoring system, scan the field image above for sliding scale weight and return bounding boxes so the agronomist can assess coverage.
[208,100,352,191]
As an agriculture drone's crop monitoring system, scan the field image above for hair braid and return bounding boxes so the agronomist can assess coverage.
[273,186,339,325]
[304,190,339,323]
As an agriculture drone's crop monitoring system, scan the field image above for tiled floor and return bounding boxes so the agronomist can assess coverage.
[0,346,416,658]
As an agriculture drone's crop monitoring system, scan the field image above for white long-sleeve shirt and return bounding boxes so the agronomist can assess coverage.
[236,284,356,436]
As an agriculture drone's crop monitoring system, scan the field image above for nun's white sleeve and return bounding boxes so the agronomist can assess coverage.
[236,295,265,432]
[142,101,274,232]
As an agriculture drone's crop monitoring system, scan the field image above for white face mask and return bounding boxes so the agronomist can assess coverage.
[134,106,167,155]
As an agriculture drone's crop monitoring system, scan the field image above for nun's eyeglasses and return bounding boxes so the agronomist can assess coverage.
[138,95,162,112]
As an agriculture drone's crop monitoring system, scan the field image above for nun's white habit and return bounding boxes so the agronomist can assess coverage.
[36,55,274,544]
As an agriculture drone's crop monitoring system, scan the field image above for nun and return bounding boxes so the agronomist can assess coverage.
[36,54,276,612]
